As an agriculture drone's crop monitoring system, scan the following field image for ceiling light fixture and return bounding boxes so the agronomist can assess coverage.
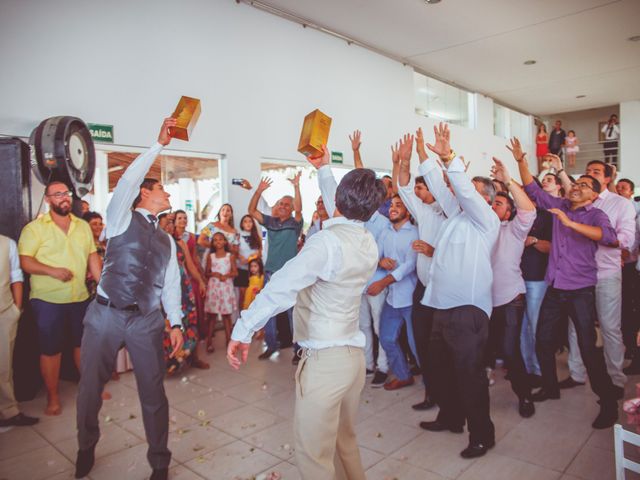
[523,60,536,65]
[628,35,640,42]
[424,0,441,4]
[576,95,586,99]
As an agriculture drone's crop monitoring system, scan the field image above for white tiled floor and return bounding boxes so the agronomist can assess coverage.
[2,334,640,480]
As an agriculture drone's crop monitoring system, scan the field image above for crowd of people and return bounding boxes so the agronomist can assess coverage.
[1,116,639,480]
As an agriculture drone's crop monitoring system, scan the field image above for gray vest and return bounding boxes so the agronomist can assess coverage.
[99,211,171,314]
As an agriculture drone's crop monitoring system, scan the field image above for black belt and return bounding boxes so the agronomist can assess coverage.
[96,295,140,312]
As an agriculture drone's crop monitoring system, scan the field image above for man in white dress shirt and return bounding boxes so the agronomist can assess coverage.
[418,124,500,459]
[75,118,184,480]
[227,148,386,480]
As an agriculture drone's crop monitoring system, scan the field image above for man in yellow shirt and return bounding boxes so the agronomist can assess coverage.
[18,181,102,416]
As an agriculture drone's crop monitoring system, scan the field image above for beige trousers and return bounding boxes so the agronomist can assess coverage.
[0,304,21,419]
[294,345,366,480]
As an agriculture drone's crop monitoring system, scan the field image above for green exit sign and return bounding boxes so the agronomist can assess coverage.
[88,123,114,143]
[331,151,343,164]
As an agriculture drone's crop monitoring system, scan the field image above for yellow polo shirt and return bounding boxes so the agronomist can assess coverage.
[18,213,96,304]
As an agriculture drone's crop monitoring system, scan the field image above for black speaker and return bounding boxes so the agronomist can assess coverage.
[0,138,32,241]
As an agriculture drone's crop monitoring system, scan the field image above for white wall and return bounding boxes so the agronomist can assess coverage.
[0,0,534,224]
[620,100,640,187]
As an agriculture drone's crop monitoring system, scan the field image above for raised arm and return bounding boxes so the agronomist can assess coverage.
[308,145,337,217]
[391,140,403,195]
[288,171,303,223]
[420,124,459,218]
[105,118,176,239]
[350,130,364,169]
[248,178,272,225]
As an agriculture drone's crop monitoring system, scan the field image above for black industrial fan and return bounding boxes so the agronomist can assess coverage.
[29,116,96,214]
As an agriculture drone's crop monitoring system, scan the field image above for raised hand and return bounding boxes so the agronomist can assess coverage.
[545,153,563,171]
[506,137,526,163]
[306,144,330,169]
[415,127,428,163]
[548,208,573,227]
[257,177,273,193]
[288,170,302,187]
[349,130,362,151]
[240,179,253,190]
[391,142,400,165]
[426,122,452,160]
[158,117,178,146]
[490,157,512,185]
[398,133,414,164]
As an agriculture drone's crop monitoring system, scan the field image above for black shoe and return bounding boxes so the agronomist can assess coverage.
[519,398,535,418]
[531,388,560,402]
[528,374,542,388]
[558,377,586,389]
[412,396,436,411]
[613,385,625,400]
[0,412,39,427]
[258,348,277,360]
[460,440,495,459]
[623,363,640,375]
[75,444,96,478]
[419,420,463,433]
[150,467,168,480]
[371,371,388,388]
[592,401,618,429]
[366,369,375,377]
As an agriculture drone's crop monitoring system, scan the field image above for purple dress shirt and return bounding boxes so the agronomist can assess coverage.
[524,182,617,290]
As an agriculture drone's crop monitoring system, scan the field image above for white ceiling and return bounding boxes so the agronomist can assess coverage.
[250,0,640,116]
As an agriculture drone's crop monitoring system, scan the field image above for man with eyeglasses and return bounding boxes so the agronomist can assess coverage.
[513,140,620,429]
[18,182,102,417]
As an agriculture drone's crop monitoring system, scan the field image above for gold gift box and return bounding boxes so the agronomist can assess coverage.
[170,96,201,141]
[297,109,332,157]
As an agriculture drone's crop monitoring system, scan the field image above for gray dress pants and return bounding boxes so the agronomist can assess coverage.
[76,300,171,469]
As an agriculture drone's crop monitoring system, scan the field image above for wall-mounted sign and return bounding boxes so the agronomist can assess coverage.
[88,123,114,143]
[331,151,343,164]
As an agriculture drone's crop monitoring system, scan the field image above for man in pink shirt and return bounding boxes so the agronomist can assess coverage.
[488,156,536,418]
[554,159,636,394]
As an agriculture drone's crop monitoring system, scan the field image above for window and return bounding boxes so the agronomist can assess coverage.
[494,103,532,140]
[414,71,472,128]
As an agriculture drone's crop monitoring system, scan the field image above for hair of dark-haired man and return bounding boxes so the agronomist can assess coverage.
[415,176,427,187]
[132,178,160,208]
[619,178,635,191]
[578,174,602,195]
[336,168,387,222]
[82,211,103,223]
[45,180,69,195]
[496,191,516,221]
[472,176,496,204]
[586,160,613,179]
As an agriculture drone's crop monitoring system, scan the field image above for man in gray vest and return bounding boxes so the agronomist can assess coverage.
[75,118,184,480]
[227,149,386,480]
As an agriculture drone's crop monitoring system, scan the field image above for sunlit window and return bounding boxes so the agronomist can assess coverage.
[414,71,473,128]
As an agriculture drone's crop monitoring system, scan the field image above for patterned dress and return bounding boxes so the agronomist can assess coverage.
[204,252,236,315]
[163,239,199,373]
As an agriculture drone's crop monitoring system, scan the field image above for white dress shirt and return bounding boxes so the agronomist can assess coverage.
[601,123,620,141]
[398,178,446,287]
[7,238,24,284]
[377,221,418,308]
[97,142,182,327]
[231,217,366,349]
[419,157,500,317]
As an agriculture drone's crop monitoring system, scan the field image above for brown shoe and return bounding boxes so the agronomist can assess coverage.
[383,377,415,391]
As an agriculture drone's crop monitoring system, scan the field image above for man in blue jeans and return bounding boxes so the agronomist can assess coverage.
[248,174,303,362]
[368,195,419,390]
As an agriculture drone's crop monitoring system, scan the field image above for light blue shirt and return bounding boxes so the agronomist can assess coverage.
[317,166,391,289]
[377,221,419,309]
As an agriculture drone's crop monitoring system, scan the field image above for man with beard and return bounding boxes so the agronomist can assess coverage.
[18,181,102,416]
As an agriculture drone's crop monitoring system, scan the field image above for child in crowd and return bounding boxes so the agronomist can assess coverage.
[204,232,237,349]
[235,214,262,310]
[564,130,579,167]
[243,258,265,310]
